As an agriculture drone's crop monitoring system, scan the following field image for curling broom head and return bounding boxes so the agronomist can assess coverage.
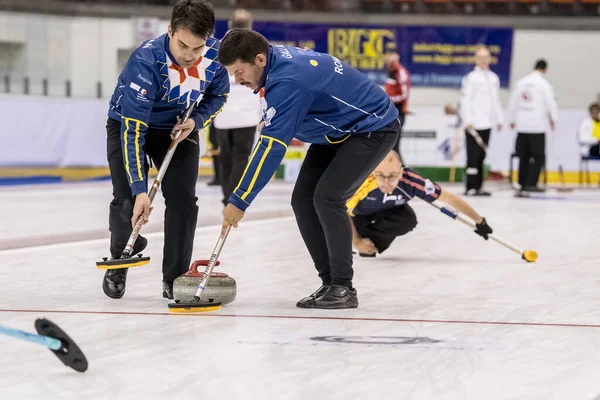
[35,318,88,373]
[556,187,574,193]
[168,301,222,313]
[96,256,150,269]
[522,250,538,263]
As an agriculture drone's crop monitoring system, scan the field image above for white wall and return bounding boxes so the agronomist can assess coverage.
[0,12,166,97]
[0,11,599,108]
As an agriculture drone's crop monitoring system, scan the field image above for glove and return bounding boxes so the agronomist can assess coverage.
[475,218,493,240]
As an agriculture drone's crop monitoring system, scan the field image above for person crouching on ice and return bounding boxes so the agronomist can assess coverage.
[348,150,494,257]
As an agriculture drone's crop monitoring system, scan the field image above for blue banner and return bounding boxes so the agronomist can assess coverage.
[215,21,513,88]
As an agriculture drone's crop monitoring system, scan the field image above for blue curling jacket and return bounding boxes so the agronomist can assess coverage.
[228,44,398,211]
[108,33,229,197]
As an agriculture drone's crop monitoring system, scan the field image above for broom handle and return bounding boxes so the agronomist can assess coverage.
[192,225,232,300]
[122,105,196,258]
[0,325,62,351]
[429,200,525,257]
[467,127,488,152]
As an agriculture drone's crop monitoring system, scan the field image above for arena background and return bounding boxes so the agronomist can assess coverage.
[1,0,599,185]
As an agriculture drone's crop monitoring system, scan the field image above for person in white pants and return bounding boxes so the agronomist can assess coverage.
[507,59,559,193]
[459,46,504,196]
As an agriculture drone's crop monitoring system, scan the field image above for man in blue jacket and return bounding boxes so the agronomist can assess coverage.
[218,29,400,309]
[103,0,229,300]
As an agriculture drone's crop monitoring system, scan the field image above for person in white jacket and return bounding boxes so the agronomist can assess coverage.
[213,9,262,205]
[577,102,600,158]
[459,46,504,196]
[507,59,559,193]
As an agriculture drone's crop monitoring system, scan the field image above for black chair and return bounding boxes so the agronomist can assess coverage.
[579,154,600,186]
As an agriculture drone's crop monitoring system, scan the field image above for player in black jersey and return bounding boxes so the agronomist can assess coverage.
[347,150,493,257]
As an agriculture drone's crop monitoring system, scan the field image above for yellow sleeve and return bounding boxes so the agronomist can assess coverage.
[346,174,378,217]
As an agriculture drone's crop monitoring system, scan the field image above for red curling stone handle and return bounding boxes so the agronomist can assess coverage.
[189,259,222,275]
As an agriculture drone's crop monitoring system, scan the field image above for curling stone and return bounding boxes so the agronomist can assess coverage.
[173,260,236,305]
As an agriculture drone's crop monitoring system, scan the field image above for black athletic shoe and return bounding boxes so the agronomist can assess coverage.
[523,186,545,193]
[102,268,128,299]
[162,281,174,300]
[464,189,492,196]
[296,284,331,308]
[312,285,358,309]
[359,252,376,258]
[514,190,530,198]
[102,236,148,299]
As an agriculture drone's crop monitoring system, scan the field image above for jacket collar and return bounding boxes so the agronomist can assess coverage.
[164,34,179,66]
[254,45,274,94]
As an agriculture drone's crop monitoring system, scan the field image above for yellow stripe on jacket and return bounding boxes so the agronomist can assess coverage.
[241,138,274,200]
[121,117,148,184]
[346,174,378,216]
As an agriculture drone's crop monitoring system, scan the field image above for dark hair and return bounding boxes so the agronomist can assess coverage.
[590,102,600,112]
[218,29,269,66]
[170,0,215,39]
[534,59,548,71]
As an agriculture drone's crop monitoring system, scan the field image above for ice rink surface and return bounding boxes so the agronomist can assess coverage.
[1,179,599,399]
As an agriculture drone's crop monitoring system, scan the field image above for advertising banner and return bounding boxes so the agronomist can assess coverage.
[214,21,513,88]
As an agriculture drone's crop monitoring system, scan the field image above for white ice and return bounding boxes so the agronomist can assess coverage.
[1,179,600,400]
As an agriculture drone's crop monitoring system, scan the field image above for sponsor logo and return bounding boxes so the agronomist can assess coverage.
[401,131,436,139]
[311,336,443,345]
[137,74,153,86]
[264,107,276,127]
[130,81,150,102]
[327,28,396,70]
[275,45,293,59]
[136,94,150,103]
[424,179,435,196]
[310,60,318,67]
[382,193,406,205]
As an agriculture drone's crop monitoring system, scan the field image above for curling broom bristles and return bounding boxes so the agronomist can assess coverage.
[522,250,538,263]
[167,302,222,313]
[168,305,221,313]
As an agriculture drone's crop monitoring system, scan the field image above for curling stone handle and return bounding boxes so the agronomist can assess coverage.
[190,259,221,275]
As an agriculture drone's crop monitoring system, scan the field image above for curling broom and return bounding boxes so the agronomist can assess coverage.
[427,200,538,263]
[97,104,196,270]
[0,318,88,372]
[552,133,574,193]
[168,225,232,313]
[467,127,488,153]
